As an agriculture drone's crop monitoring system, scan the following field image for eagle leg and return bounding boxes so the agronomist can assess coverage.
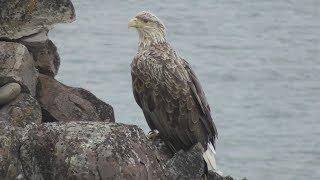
[146,129,160,141]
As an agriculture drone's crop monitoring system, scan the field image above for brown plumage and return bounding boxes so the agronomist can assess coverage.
[129,12,218,157]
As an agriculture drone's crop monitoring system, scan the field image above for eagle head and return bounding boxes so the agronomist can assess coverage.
[128,11,166,48]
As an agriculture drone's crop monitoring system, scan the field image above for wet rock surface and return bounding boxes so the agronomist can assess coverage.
[37,74,115,123]
[0,41,38,96]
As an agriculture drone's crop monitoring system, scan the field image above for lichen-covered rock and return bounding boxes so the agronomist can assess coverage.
[20,35,60,77]
[37,74,115,123]
[164,143,206,179]
[0,122,24,180]
[0,41,38,96]
[0,121,233,180]
[0,93,41,127]
[0,122,165,180]
[152,139,174,163]
[0,0,75,39]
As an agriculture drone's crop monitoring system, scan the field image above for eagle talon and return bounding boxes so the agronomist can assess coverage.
[146,130,160,141]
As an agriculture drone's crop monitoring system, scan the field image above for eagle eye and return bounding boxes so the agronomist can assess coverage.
[142,19,149,23]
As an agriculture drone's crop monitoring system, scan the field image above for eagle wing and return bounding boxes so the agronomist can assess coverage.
[182,59,218,147]
[131,72,157,130]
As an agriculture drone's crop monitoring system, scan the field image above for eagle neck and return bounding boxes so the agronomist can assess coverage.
[137,28,166,50]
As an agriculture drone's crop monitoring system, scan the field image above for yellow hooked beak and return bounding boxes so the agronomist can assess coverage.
[128,17,143,28]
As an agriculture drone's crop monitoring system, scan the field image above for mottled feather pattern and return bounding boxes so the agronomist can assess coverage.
[135,11,166,30]
[131,41,217,151]
[182,59,218,145]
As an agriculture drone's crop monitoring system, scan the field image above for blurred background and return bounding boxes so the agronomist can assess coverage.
[50,0,320,179]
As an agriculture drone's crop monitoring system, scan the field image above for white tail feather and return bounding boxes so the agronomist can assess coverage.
[203,142,223,175]
[203,142,217,171]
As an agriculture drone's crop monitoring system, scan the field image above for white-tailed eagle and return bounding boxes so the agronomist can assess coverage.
[129,11,219,172]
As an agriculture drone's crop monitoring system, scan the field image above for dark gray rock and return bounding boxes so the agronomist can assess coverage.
[152,139,174,163]
[207,172,235,180]
[0,93,41,127]
[20,36,60,77]
[0,41,38,97]
[0,0,75,39]
[154,140,232,180]
[165,143,206,179]
[37,74,115,123]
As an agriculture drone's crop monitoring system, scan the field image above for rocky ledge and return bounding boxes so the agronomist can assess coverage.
[0,0,234,179]
[0,122,233,180]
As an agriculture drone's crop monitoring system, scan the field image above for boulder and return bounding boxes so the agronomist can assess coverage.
[0,93,41,127]
[0,121,233,180]
[20,33,60,77]
[0,0,76,39]
[0,41,38,96]
[0,122,165,180]
[0,83,21,106]
[37,74,115,123]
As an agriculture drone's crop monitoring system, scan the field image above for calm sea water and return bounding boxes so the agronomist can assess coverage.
[50,0,320,179]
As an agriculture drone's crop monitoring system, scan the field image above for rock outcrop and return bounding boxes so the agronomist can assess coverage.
[0,93,41,127]
[21,35,60,77]
[0,0,75,39]
[0,122,233,180]
[0,41,38,96]
[0,0,115,124]
[37,74,114,123]
[0,83,21,106]
[0,0,234,179]
[164,144,206,179]
[0,122,164,179]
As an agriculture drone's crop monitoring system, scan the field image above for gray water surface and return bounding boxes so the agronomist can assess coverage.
[50,0,320,179]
